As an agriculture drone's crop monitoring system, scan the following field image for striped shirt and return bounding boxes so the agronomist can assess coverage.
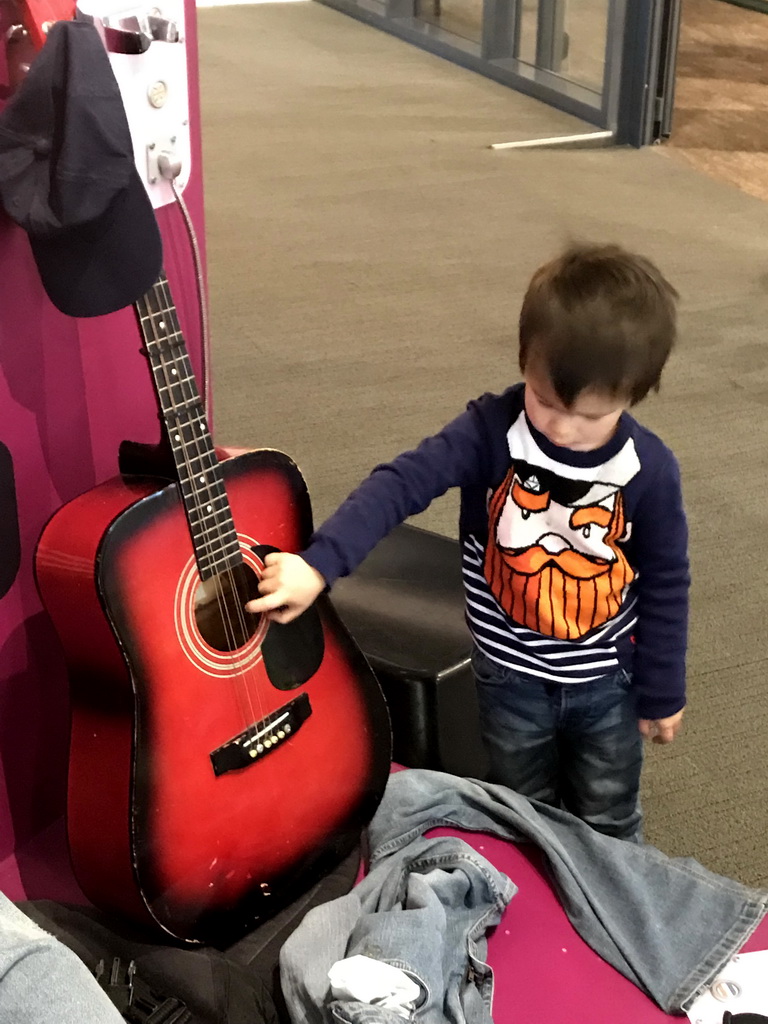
[463,534,638,683]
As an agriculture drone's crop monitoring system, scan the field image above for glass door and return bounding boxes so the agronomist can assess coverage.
[316,0,681,145]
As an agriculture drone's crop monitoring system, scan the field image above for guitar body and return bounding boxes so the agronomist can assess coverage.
[36,447,391,943]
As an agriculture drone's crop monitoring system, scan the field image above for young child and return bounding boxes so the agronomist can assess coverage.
[246,242,689,843]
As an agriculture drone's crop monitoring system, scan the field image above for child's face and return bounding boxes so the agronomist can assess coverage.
[523,368,629,452]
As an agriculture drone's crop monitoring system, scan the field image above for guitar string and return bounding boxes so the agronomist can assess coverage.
[147,275,257,710]
[153,272,268,731]
[142,277,259,735]
[141,277,263,736]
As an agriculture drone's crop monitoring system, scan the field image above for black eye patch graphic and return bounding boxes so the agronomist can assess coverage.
[513,460,595,506]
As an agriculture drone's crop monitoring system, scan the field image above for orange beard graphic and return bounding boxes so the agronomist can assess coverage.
[484,467,635,640]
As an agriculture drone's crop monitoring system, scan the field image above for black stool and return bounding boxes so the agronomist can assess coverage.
[332,524,488,779]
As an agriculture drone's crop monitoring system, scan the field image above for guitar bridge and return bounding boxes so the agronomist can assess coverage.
[210,693,311,777]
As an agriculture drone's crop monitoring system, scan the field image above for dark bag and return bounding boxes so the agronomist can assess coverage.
[18,842,361,1024]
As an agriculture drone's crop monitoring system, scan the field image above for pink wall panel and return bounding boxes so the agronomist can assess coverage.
[0,0,207,879]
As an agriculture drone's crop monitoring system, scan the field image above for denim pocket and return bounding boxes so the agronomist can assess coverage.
[470,647,509,688]
[617,668,634,691]
[331,1002,415,1023]
[329,962,428,1024]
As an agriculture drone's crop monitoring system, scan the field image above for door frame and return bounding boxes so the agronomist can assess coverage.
[615,0,681,145]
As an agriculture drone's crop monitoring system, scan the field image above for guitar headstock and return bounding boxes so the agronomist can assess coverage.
[1,0,74,100]
[18,0,75,50]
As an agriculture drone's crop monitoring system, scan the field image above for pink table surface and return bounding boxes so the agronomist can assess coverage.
[428,826,768,1023]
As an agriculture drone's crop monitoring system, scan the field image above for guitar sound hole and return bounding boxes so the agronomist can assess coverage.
[194,564,262,653]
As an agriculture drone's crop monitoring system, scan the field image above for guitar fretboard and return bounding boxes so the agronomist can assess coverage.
[134,275,241,580]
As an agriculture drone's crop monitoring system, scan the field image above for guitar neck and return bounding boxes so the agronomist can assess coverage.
[134,275,241,580]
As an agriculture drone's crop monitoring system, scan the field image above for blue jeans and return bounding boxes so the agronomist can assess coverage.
[472,648,643,842]
[280,769,768,1020]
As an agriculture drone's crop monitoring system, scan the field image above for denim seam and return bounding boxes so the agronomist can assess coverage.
[465,918,499,1002]
[672,894,768,1012]
[331,1005,407,1024]
[466,924,500,967]
[372,820,505,860]
[467,893,515,950]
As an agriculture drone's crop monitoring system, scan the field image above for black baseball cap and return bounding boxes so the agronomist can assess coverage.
[0,19,162,318]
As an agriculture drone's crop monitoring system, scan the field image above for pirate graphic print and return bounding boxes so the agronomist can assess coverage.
[484,410,642,641]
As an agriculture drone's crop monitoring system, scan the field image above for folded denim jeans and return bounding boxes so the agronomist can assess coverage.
[282,835,513,1024]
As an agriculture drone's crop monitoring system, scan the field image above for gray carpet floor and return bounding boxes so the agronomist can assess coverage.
[198,1,768,886]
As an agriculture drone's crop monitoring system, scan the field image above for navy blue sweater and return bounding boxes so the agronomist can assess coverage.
[303,383,689,720]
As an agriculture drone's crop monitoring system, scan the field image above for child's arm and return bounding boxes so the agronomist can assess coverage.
[628,449,690,740]
[247,394,500,621]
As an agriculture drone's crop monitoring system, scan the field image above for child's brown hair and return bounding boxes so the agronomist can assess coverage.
[519,243,679,406]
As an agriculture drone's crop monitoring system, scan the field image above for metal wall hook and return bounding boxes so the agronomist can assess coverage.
[75,2,180,53]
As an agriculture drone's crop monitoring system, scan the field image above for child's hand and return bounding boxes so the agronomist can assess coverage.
[638,708,684,744]
[245,552,326,625]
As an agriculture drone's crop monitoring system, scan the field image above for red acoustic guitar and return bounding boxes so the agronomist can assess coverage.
[35,274,391,944]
